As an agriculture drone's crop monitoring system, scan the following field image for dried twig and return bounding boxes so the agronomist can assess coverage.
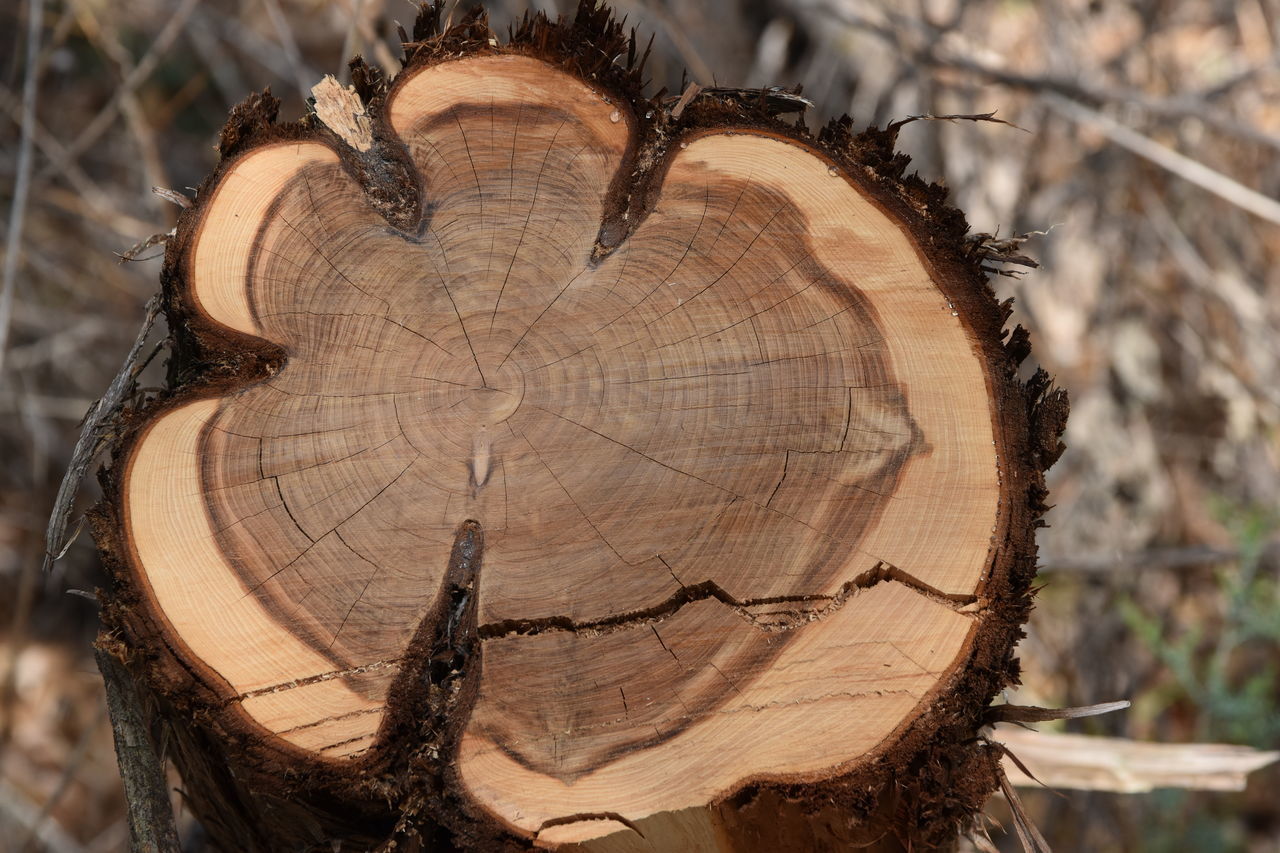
[987,700,1131,726]
[934,52,1280,153]
[338,0,368,82]
[41,296,162,575]
[669,81,702,120]
[633,1,715,86]
[190,6,319,91]
[0,86,130,225]
[18,704,107,853]
[34,0,199,183]
[1042,94,1280,227]
[0,0,46,375]
[676,85,815,116]
[970,228,1047,277]
[0,779,85,853]
[262,0,315,99]
[94,644,181,853]
[802,0,1280,152]
[997,729,1280,793]
[997,766,1053,853]
[151,187,192,210]
[887,110,1025,133]
[1038,542,1280,575]
[70,0,172,215]
[116,233,174,264]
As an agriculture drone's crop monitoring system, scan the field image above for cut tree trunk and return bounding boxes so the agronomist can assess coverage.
[91,4,1067,851]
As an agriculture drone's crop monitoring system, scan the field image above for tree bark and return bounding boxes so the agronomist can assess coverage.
[90,4,1068,850]
[94,643,181,853]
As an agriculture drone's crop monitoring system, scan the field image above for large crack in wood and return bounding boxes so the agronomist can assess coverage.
[477,560,978,641]
[233,558,974,702]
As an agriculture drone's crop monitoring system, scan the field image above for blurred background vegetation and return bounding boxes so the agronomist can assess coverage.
[1,0,1278,850]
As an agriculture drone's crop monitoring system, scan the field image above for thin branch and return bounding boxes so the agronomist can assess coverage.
[0,85,129,223]
[190,7,319,92]
[18,703,107,852]
[996,729,1280,794]
[803,0,1280,153]
[934,52,1280,153]
[0,780,84,853]
[887,110,1025,133]
[33,0,199,183]
[1042,93,1280,227]
[987,700,1130,725]
[1038,542,1280,575]
[996,763,1053,853]
[338,0,368,83]
[42,296,162,575]
[262,0,315,99]
[71,0,173,217]
[627,0,715,86]
[0,0,45,375]
[95,645,181,853]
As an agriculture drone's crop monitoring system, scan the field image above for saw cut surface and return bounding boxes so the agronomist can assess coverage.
[120,53,1002,832]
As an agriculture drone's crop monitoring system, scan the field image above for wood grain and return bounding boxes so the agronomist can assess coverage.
[103,33,1047,847]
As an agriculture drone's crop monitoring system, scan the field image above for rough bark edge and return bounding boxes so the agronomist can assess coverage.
[94,641,182,853]
[86,2,1069,850]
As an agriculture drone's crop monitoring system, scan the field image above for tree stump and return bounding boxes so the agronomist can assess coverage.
[92,5,1067,851]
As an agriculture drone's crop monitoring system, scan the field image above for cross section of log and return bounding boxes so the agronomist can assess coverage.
[91,5,1068,850]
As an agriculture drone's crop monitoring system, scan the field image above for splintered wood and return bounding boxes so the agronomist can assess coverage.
[99,16,1061,850]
